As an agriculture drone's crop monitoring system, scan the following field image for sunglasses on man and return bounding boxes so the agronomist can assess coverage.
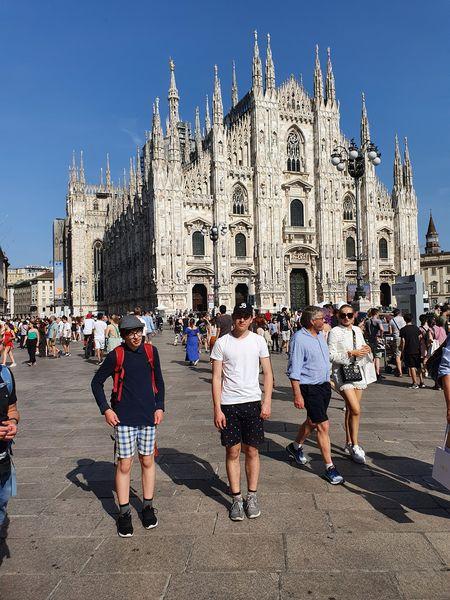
[339,312,354,319]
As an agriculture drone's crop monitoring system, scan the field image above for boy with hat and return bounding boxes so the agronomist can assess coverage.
[91,315,165,537]
[211,302,273,521]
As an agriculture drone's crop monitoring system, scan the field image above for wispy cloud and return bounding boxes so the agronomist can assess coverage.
[121,127,143,147]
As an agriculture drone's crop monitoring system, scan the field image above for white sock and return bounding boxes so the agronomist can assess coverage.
[325,463,333,470]
[293,441,302,450]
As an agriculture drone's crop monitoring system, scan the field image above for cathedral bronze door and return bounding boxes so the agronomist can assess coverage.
[290,269,309,310]
[235,284,249,306]
[192,284,207,312]
[380,282,391,307]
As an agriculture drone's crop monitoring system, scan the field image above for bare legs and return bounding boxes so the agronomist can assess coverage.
[115,453,155,505]
[225,443,260,494]
[342,388,363,447]
[296,418,332,465]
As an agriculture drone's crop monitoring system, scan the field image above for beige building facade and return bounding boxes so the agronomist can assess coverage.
[61,35,420,314]
[11,272,54,317]
[421,214,450,306]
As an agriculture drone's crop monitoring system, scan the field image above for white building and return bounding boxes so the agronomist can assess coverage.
[61,34,420,314]
[11,272,54,317]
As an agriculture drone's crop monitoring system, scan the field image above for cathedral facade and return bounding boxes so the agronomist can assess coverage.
[61,34,420,315]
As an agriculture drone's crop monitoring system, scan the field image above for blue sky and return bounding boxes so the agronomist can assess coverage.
[1,0,449,266]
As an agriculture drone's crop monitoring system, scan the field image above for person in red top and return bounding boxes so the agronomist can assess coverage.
[1,325,16,368]
[264,310,272,322]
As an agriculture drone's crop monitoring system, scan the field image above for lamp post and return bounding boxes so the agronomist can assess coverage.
[74,274,87,316]
[202,222,227,311]
[331,139,381,303]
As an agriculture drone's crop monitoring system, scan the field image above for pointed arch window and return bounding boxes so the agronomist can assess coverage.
[232,185,247,215]
[343,196,355,221]
[235,233,246,257]
[287,129,305,172]
[192,231,205,256]
[379,237,388,259]
[346,236,356,259]
[290,199,304,227]
[93,240,104,302]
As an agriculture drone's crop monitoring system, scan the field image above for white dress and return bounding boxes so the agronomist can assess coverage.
[327,325,373,391]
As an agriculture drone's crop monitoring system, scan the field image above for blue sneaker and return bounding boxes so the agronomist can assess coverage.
[324,465,344,485]
[286,442,308,465]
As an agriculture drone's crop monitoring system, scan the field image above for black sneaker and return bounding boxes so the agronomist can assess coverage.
[142,506,158,529]
[117,511,133,537]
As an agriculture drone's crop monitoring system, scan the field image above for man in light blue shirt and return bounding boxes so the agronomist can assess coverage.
[143,311,155,342]
[286,306,344,485]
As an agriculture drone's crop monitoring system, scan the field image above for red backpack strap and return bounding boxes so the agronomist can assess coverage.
[112,346,125,402]
[143,343,158,395]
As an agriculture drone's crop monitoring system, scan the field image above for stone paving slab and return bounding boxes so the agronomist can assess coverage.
[1,333,449,599]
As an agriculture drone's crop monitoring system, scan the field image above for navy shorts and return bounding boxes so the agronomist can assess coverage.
[220,401,264,448]
[300,382,332,424]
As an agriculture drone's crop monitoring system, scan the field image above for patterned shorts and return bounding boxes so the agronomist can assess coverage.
[114,425,156,458]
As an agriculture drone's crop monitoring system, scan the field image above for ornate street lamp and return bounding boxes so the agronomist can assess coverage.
[74,274,87,316]
[201,222,227,310]
[331,138,381,303]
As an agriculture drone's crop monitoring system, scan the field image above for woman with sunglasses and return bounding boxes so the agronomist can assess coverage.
[327,304,373,464]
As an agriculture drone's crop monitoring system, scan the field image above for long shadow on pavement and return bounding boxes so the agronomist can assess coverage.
[262,420,450,522]
[157,448,230,509]
[0,517,10,568]
[66,459,141,520]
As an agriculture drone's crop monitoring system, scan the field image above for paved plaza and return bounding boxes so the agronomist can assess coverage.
[0,331,449,599]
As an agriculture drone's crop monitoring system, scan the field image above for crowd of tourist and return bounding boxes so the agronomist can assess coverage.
[1,300,449,538]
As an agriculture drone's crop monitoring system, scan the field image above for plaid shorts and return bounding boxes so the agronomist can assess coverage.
[114,425,156,458]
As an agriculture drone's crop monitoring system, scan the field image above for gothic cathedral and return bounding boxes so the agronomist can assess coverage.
[60,33,420,315]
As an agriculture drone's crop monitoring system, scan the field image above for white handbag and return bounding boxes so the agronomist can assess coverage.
[432,426,450,491]
[360,354,377,385]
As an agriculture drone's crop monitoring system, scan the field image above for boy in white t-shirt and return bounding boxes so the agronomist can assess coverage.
[211,302,273,521]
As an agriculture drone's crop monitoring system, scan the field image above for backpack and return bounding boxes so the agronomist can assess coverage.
[0,365,13,396]
[111,343,158,403]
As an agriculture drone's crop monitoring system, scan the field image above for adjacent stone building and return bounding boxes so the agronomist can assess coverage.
[421,214,450,306]
[60,34,420,315]
[11,271,54,317]
[0,247,8,314]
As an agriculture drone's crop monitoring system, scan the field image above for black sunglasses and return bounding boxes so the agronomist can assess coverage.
[339,312,354,319]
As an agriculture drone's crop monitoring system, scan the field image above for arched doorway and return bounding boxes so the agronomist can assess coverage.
[290,269,309,310]
[192,284,207,312]
[235,283,249,305]
[380,282,391,307]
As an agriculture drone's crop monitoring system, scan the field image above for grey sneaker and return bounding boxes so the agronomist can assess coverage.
[245,494,261,519]
[229,498,245,521]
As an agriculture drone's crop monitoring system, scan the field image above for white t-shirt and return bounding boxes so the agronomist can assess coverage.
[62,322,71,338]
[83,318,94,335]
[93,320,107,339]
[210,331,270,405]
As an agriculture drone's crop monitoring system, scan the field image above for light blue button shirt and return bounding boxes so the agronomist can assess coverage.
[287,328,330,384]
[438,334,450,378]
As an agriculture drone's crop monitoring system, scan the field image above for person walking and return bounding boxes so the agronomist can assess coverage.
[61,316,72,356]
[216,305,233,339]
[25,321,39,366]
[286,306,344,485]
[211,302,273,521]
[83,313,95,359]
[269,317,280,353]
[437,333,450,451]
[389,308,406,377]
[1,325,16,367]
[327,304,375,464]
[365,308,384,379]
[91,315,165,537]
[93,314,108,365]
[105,315,122,354]
[38,320,47,357]
[183,318,201,366]
[400,313,424,389]
[0,362,19,537]
[277,307,292,354]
